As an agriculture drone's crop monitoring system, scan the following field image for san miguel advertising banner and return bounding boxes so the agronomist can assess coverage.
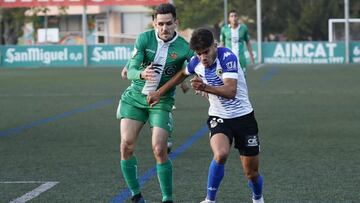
[0,0,167,7]
[0,45,132,67]
[0,45,84,67]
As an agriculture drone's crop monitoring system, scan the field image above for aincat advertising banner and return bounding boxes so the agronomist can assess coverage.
[0,0,167,7]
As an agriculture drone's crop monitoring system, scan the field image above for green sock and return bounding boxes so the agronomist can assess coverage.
[157,159,173,202]
[120,156,140,196]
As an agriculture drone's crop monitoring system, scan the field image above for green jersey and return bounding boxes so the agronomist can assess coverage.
[220,24,250,70]
[122,29,193,111]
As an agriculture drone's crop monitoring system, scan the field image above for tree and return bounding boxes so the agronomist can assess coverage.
[0,8,27,44]
[173,0,359,41]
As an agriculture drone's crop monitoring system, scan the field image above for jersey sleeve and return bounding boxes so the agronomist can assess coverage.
[220,26,226,45]
[127,33,146,80]
[219,48,239,79]
[184,56,198,76]
[243,24,250,42]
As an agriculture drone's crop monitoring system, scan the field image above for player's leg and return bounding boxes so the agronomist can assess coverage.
[117,100,147,202]
[202,133,230,203]
[149,109,173,203]
[235,111,264,203]
[239,57,247,76]
[240,155,263,203]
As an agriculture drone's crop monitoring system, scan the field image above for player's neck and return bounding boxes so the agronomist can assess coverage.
[159,32,177,43]
[230,23,239,29]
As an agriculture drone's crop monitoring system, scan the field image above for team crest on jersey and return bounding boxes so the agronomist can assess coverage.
[170,53,177,60]
[216,68,223,77]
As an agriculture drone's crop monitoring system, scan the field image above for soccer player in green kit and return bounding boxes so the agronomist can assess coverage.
[220,9,255,74]
[116,3,193,203]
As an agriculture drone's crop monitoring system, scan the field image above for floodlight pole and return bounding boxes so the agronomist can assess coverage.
[344,0,350,64]
[82,5,88,67]
[256,0,262,64]
[224,0,228,25]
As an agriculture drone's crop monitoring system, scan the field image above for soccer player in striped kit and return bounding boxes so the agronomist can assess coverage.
[147,28,264,203]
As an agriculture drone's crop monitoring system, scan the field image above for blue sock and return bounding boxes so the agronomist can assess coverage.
[206,160,224,201]
[248,174,263,200]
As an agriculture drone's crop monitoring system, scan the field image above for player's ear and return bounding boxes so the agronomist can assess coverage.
[152,19,157,28]
[213,42,218,48]
[214,41,218,47]
[174,18,179,27]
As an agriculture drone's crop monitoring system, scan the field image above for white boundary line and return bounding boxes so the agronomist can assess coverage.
[253,63,267,70]
[0,181,59,203]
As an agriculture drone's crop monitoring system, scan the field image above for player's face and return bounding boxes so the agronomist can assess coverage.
[153,13,178,42]
[228,12,238,25]
[195,44,217,68]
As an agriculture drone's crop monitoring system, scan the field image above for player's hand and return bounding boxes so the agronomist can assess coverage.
[141,63,157,82]
[121,67,128,79]
[195,90,209,99]
[147,91,161,107]
[190,76,206,91]
[180,82,190,94]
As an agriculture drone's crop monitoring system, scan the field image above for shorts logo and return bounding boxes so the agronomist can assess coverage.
[209,118,224,128]
[246,135,258,147]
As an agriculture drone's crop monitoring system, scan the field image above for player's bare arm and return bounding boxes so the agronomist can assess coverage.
[190,76,237,99]
[246,41,255,64]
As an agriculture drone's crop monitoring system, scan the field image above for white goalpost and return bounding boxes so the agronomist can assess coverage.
[328,18,360,42]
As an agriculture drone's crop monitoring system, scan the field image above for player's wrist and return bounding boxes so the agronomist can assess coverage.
[200,83,206,91]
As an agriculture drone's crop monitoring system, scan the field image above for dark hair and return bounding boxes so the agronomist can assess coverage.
[153,3,177,20]
[228,9,238,16]
[190,28,214,50]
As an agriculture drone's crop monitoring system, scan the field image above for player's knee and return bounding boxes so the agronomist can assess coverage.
[213,151,229,164]
[152,145,167,159]
[245,169,259,181]
[120,139,135,154]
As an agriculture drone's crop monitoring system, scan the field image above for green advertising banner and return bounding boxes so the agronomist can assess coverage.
[350,41,360,63]
[0,42,359,68]
[0,45,84,67]
[262,42,346,64]
[88,45,132,67]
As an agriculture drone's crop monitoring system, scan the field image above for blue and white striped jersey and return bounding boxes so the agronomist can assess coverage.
[185,47,253,119]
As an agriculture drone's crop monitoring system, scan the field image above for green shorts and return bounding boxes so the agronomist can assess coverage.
[116,100,173,133]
